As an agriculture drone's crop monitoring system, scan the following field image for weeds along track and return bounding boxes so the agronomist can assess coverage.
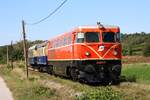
[112,82,150,99]
[28,67,82,99]
[2,63,150,100]
[27,64,150,100]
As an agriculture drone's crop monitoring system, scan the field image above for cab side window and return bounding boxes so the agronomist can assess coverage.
[76,33,84,43]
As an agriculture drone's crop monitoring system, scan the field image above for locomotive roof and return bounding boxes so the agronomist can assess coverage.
[76,25,119,30]
[71,25,119,32]
[48,25,119,41]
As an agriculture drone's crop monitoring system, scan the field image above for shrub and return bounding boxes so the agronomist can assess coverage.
[34,86,56,98]
[0,65,12,75]
[120,75,136,82]
[18,63,25,68]
[75,86,122,100]
[143,42,150,57]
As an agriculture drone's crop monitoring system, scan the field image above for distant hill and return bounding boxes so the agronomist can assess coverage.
[121,32,150,56]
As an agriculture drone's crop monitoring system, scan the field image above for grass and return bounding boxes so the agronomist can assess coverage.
[1,62,150,100]
[122,63,150,84]
[122,56,150,64]
[31,70,122,100]
[75,86,122,100]
[0,64,123,100]
[0,66,58,100]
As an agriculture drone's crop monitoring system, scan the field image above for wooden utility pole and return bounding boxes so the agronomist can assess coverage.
[22,20,28,78]
[10,41,13,69]
[7,45,9,66]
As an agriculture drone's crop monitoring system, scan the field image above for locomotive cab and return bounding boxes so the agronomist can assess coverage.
[73,25,122,84]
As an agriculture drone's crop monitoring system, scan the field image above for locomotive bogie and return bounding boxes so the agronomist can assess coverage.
[76,60,121,83]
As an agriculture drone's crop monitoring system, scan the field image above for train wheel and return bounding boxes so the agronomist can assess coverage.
[47,66,53,75]
[109,72,120,84]
[39,66,43,72]
[70,68,78,80]
[108,73,119,85]
[111,65,121,85]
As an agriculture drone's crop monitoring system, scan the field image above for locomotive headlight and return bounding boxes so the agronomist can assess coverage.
[85,51,91,56]
[114,49,118,56]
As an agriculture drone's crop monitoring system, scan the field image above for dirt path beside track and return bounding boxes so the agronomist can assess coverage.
[0,76,14,100]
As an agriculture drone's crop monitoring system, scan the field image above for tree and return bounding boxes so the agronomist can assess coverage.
[143,39,150,57]
[128,45,133,56]
[0,40,44,64]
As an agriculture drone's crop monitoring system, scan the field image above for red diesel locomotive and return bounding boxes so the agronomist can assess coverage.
[29,23,122,83]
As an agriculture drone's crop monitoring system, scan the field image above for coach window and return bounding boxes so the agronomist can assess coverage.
[76,32,84,43]
[57,40,60,47]
[53,41,56,48]
[55,41,58,47]
[52,42,55,48]
[64,37,67,45]
[60,39,63,46]
[68,36,72,44]
[66,36,68,44]
[85,32,100,43]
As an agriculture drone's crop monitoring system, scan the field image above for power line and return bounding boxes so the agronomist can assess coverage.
[26,0,68,25]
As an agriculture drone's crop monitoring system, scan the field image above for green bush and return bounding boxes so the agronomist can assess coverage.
[143,41,150,57]
[122,48,128,56]
[34,86,56,97]
[120,75,136,82]
[0,65,12,75]
[0,59,6,64]
[128,46,133,56]
[76,86,122,100]
[18,63,25,68]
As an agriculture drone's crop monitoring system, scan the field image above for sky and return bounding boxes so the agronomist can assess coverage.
[0,0,150,46]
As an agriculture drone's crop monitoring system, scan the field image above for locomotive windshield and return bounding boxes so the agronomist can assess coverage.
[85,32,100,43]
[76,32,100,43]
[102,32,120,42]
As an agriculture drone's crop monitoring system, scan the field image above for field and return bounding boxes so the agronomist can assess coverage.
[122,63,150,84]
[0,58,150,100]
[122,56,150,64]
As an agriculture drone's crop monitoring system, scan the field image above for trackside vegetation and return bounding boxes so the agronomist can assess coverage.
[75,87,122,100]
[1,62,150,100]
[121,32,150,56]
[0,66,57,100]
[122,63,150,84]
[0,64,122,100]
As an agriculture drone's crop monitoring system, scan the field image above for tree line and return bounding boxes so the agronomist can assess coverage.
[0,32,150,64]
[0,40,43,64]
[121,32,150,56]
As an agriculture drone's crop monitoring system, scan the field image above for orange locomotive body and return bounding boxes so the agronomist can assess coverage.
[47,23,122,83]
